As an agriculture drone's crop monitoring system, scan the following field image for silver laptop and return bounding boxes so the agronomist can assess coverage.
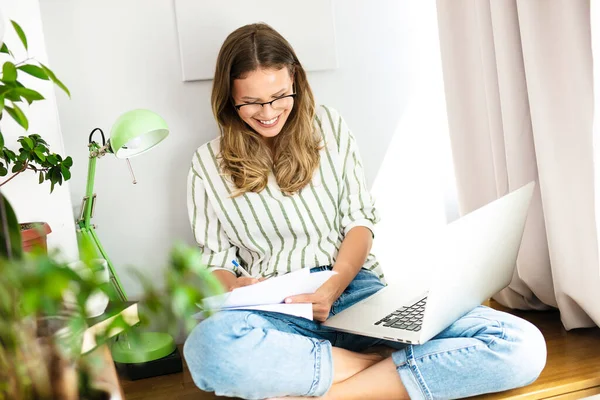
[323,182,535,345]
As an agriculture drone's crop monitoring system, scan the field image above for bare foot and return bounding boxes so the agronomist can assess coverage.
[267,358,408,400]
[267,350,390,400]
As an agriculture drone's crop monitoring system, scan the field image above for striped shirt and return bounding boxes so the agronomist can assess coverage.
[187,105,384,279]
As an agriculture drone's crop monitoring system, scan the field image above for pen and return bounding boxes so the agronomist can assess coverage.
[232,259,253,278]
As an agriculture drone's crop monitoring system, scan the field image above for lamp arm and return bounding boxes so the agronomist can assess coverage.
[79,145,98,228]
[76,140,128,302]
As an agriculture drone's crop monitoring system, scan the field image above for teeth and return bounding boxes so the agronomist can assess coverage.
[259,116,278,125]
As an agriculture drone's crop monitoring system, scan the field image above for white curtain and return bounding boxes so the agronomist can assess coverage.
[436,0,600,329]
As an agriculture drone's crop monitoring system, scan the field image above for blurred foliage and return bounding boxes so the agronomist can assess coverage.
[0,192,223,399]
[0,20,224,400]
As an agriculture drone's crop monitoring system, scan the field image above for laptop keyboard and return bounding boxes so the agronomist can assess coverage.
[374,297,427,331]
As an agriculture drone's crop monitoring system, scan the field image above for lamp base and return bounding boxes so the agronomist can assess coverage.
[111,331,176,364]
[114,346,183,381]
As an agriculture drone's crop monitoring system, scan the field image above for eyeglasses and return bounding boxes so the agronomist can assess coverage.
[234,93,297,116]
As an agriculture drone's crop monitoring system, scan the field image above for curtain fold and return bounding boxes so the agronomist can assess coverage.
[437,0,600,329]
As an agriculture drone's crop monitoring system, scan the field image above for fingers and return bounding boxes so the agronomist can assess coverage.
[313,304,331,322]
[229,277,260,291]
[285,293,316,304]
[239,277,259,286]
[284,294,332,322]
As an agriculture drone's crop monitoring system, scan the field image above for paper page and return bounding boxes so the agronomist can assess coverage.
[192,303,313,321]
[226,303,313,320]
[203,268,337,309]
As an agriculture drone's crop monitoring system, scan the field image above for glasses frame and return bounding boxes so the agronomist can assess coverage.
[234,93,297,112]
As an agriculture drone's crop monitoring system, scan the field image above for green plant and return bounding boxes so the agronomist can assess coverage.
[0,190,223,399]
[0,20,72,193]
[0,20,223,400]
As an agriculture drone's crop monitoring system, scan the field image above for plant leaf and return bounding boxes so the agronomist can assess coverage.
[20,136,34,151]
[17,64,49,80]
[18,149,28,162]
[34,149,46,162]
[47,154,57,166]
[11,21,28,51]
[39,170,44,183]
[13,87,44,104]
[0,132,3,149]
[63,156,73,167]
[2,62,17,83]
[3,90,19,102]
[61,164,71,180]
[40,63,70,97]
[34,144,46,153]
[5,104,28,130]
[0,43,9,55]
[30,134,48,146]
[0,95,5,116]
[51,167,62,186]
[0,194,22,259]
[12,162,24,173]
[0,164,7,176]
[3,149,14,161]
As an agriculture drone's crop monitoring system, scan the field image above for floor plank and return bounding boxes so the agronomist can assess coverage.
[121,304,600,399]
[543,386,600,400]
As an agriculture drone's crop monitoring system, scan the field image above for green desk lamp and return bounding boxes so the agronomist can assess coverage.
[76,109,178,372]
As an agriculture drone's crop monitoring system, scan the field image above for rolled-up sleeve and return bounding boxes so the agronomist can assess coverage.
[337,116,381,237]
[187,166,237,275]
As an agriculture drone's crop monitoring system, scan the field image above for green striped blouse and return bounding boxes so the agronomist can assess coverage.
[187,105,384,280]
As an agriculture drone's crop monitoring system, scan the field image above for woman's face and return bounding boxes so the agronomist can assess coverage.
[232,67,295,140]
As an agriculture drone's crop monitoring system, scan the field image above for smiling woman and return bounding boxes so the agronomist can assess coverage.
[183,22,546,400]
[232,69,295,137]
[210,24,320,197]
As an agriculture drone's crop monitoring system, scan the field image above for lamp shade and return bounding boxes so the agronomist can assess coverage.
[109,109,169,159]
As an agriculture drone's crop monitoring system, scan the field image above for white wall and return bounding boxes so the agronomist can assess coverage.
[593,0,600,272]
[0,0,78,261]
[39,0,455,297]
[369,1,457,287]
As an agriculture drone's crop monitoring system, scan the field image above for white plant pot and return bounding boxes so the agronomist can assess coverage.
[66,259,110,318]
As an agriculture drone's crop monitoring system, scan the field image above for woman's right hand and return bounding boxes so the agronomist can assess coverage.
[228,276,261,291]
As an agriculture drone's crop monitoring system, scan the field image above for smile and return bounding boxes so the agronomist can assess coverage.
[255,115,280,127]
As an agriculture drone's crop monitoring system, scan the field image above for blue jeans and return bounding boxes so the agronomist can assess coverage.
[184,267,547,399]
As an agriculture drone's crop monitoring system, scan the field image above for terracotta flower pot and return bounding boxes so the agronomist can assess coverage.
[20,222,52,254]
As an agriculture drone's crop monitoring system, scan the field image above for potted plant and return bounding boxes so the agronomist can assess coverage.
[0,191,118,400]
[0,20,72,253]
[0,191,223,399]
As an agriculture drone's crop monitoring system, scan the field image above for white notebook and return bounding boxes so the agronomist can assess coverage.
[199,268,337,320]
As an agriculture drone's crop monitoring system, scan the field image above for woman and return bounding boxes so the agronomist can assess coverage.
[184,23,546,400]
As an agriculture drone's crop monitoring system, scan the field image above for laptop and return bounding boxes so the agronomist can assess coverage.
[323,181,535,345]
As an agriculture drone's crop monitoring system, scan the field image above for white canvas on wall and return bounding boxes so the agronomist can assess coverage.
[174,0,338,81]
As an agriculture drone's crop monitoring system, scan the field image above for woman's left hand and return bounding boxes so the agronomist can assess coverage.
[284,278,341,322]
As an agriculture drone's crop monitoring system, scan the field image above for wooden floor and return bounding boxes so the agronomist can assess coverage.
[120,303,600,399]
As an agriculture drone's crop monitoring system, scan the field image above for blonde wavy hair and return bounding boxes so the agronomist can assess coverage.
[211,23,320,196]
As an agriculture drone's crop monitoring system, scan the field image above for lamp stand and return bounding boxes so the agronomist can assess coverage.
[77,141,127,301]
[77,129,180,375]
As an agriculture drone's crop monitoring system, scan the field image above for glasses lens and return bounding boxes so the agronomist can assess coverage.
[272,96,294,110]
[238,104,262,116]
